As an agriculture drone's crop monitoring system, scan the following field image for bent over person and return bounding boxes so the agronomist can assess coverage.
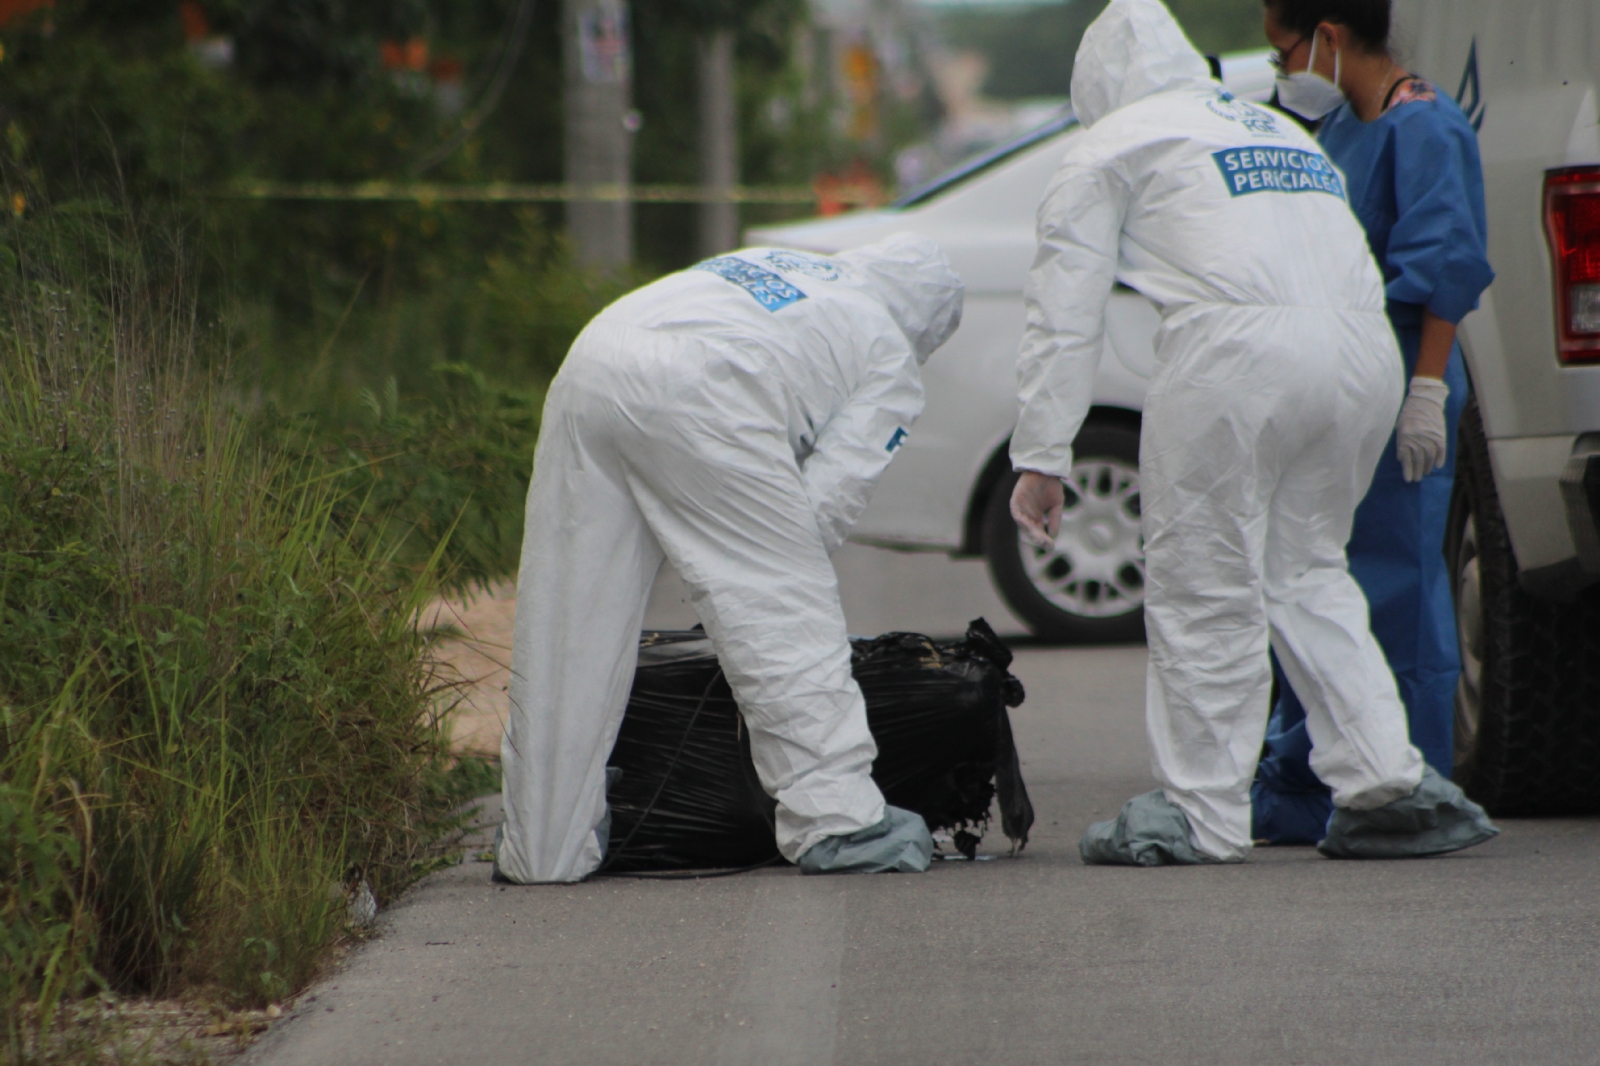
[1007,0,1496,864]
[496,235,964,884]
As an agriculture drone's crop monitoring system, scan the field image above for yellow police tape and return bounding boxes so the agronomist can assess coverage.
[212,181,884,206]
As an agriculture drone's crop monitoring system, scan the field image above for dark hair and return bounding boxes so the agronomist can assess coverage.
[1264,0,1391,53]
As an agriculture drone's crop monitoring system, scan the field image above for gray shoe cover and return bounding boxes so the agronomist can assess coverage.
[1318,766,1500,859]
[1079,791,1219,866]
[797,805,934,874]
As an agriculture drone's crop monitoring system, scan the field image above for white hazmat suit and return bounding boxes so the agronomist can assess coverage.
[1011,0,1432,861]
[497,235,964,884]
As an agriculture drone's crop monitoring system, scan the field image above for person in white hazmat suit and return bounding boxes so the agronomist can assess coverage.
[495,234,963,884]
[1008,0,1497,864]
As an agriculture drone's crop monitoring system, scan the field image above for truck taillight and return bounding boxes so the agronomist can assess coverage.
[1545,167,1600,364]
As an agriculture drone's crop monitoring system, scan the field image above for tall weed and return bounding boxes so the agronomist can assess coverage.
[240,211,625,589]
[233,210,629,410]
[266,362,543,592]
[0,202,461,1055]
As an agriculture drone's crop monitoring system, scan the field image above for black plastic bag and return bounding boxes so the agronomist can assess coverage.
[603,618,1033,872]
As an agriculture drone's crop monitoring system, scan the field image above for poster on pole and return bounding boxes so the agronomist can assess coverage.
[579,2,630,85]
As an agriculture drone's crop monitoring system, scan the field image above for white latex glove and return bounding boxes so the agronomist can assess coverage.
[1010,471,1065,550]
[1395,376,1450,483]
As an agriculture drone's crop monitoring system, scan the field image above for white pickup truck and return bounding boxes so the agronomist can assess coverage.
[751,14,1600,816]
[1400,0,1600,816]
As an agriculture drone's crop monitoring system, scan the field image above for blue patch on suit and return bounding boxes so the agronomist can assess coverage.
[762,250,841,281]
[885,427,909,452]
[693,256,807,311]
[1212,147,1346,200]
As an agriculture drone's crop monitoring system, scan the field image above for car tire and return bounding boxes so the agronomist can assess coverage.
[1448,396,1600,815]
[983,420,1146,644]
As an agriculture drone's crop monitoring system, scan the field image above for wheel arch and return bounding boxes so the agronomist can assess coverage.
[959,405,1143,557]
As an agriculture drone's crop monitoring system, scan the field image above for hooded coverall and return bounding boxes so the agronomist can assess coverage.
[1011,0,1427,861]
[497,235,965,884]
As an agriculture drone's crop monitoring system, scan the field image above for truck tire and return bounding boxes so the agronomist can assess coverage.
[983,421,1146,644]
[1447,396,1600,815]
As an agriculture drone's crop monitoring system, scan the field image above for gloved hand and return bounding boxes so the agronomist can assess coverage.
[1010,470,1065,550]
[1396,376,1450,483]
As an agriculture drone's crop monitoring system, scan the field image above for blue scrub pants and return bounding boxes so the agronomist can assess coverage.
[1251,329,1466,844]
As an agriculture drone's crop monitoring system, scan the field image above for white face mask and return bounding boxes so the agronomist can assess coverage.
[1275,33,1345,120]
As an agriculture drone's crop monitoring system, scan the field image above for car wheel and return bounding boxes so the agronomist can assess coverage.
[982,421,1146,644]
[1448,396,1600,814]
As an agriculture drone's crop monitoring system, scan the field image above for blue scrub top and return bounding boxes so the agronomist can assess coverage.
[1318,80,1495,329]
[1251,81,1496,843]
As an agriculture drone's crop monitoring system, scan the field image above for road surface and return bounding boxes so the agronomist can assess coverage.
[253,548,1600,1066]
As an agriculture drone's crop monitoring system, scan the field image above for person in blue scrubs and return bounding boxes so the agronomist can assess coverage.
[1254,0,1496,843]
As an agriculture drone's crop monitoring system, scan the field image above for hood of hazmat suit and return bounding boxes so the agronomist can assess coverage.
[1015,0,1430,864]
[1067,0,1212,129]
[496,236,964,883]
[596,234,963,556]
[836,233,964,362]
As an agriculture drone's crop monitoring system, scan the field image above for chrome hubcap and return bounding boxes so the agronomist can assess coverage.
[1019,459,1145,618]
[1454,512,1484,770]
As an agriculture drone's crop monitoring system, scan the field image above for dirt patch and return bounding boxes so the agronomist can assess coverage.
[422,580,518,756]
[11,994,291,1065]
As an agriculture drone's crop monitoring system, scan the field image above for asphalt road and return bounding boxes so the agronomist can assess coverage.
[249,548,1600,1066]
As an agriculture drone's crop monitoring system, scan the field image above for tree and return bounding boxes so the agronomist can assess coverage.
[937,0,1269,102]
[637,0,802,257]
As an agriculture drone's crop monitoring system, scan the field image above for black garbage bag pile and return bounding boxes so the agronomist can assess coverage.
[602,617,1033,872]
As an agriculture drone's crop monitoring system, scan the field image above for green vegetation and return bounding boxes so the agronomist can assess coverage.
[0,1,911,1056]
[0,5,631,1043]
[0,201,576,1062]
[0,208,504,1058]
[0,0,927,422]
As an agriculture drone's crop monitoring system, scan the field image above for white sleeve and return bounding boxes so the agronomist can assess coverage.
[1010,157,1129,478]
[802,333,925,555]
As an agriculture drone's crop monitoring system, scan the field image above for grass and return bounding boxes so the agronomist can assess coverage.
[0,200,575,1063]
[232,209,630,592]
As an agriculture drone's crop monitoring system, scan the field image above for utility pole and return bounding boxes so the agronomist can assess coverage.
[563,0,632,269]
[696,27,738,257]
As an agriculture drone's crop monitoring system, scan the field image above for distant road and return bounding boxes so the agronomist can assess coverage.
[647,543,1029,638]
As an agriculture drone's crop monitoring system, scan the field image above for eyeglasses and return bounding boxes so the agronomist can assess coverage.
[1267,36,1307,73]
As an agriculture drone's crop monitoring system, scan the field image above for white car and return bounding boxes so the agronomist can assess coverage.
[747,52,1277,643]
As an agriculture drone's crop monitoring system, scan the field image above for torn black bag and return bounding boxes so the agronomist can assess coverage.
[602,617,1033,872]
